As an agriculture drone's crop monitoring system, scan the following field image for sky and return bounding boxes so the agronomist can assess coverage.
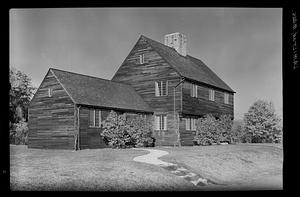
[9,8,282,120]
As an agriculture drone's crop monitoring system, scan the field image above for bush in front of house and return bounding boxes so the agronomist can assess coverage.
[193,114,234,146]
[126,116,155,147]
[100,111,155,148]
[10,120,28,145]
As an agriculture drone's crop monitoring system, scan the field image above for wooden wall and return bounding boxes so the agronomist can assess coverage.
[28,70,75,149]
[111,36,182,146]
[182,80,234,117]
[78,106,109,149]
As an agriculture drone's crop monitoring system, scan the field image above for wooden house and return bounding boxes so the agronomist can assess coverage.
[28,68,152,149]
[28,32,235,149]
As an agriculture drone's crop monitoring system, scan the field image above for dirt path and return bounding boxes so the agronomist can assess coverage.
[133,148,210,187]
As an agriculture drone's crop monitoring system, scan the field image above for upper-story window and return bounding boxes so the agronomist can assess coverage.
[48,88,53,97]
[139,54,145,64]
[155,114,167,130]
[191,84,198,97]
[209,89,215,101]
[155,80,168,96]
[185,118,197,131]
[224,93,229,104]
[89,109,102,128]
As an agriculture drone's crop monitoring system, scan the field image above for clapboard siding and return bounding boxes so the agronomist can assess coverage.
[78,106,109,149]
[112,36,182,146]
[182,80,234,117]
[28,70,75,149]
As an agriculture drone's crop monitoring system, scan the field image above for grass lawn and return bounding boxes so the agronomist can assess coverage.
[158,143,283,190]
[10,143,283,191]
[10,145,193,191]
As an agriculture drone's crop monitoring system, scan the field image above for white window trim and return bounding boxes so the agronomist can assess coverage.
[89,109,95,127]
[224,93,229,104]
[139,54,145,64]
[155,80,168,96]
[155,114,167,130]
[48,88,52,97]
[185,118,197,131]
[191,84,198,97]
[209,89,215,101]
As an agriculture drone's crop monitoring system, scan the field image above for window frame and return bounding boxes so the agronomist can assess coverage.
[139,54,145,64]
[209,89,215,101]
[155,114,167,130]
[48,88,53,97]
[155,80,168,96]
[191,84,198,97]
[224,93,229,104]
[89,109,101,128]
[185,118,197,131]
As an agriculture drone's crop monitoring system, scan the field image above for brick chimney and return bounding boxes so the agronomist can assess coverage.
[164,32,187,56]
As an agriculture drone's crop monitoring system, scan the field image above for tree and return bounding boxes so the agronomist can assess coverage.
[9,67,36,144]
[9,67,36,123]
[244,100,282,143]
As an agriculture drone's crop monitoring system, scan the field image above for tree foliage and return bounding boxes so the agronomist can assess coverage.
[10,67,36,123]
[100,111,155,148]
[9,67,36,144]
[244,100,282,143]
[193,114,233,145]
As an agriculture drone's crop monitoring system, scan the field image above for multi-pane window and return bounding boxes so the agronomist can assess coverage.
[185,118,197,131]
[191,84,198,97]
[155,115,167,130]
[155,81,168,96]
[209,89,215,101]
[89,109,101,128]
[48,88,53,97]
[224,93,229,104]
[139,54,145,64]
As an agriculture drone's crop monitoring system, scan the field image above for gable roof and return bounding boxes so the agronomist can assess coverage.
[141,35,235,93]
[50,68,153,113]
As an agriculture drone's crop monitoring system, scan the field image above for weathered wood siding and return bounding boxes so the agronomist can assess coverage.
[182,80,234,117]
[28,70,75,149]
[112,36,182,146]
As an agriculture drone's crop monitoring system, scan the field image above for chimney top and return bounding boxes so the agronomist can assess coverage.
[164,32,187,56]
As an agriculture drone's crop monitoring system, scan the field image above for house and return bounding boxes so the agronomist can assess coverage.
[28,68,153,149]
[28,32,235,149]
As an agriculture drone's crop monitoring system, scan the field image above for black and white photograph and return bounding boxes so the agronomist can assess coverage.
[8,7,284,191]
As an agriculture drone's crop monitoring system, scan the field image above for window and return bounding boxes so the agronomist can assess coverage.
[89,109,101,128]
[155,115,167,130]
[48,88,52,97]
[155,81,168,96]
[139,54,145,64]
[185,118,197,131]
[191,84,198,97]
[209,89,215,101]
[89,110,95,127]
[224,93,229,104]
[95,110,101,127]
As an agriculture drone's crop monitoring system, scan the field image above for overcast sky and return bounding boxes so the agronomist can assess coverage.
[10,8,282,119]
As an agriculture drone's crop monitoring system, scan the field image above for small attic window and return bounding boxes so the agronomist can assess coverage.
[48,88,53,97]
[139,54,145,64]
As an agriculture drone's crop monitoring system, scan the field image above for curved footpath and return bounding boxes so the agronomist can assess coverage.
[133,148,209,187]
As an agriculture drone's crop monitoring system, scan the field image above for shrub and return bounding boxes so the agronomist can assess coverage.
[193,114,233,146]
[10,120,28,145]
[244,100,282,143]
[126,116,155,147]
[100,111,155,148]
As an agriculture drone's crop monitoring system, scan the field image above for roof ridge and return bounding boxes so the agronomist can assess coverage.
[50,67,129,86]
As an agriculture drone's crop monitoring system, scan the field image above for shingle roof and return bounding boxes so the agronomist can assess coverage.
[141,35,235,93]
[50,68,153,112]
